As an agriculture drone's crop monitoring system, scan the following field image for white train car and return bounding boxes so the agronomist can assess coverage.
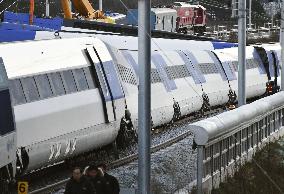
[109,42,280,129]
[34,27,237,51]
[0,57,16,190]
[256,43,281,86]
[0,36,280,180]
[213,46,272,99]
[0,37,126,172]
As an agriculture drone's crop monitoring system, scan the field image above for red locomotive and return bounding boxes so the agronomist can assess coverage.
[173,2,207,34]
[127,1,207,35]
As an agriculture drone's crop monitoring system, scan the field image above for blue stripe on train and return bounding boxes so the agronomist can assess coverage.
[206,51,228,81]
[252,49,267,75]
[220,61,237,81]
[178,50,206,84]
[152,53,177,92]
[94,63,112,102]
[212,42,238,50]
[121,50,139,75]
[101,61,125,100]
[267,51,280,77]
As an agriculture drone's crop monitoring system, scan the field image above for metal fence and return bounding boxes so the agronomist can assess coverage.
[189,92,284,193]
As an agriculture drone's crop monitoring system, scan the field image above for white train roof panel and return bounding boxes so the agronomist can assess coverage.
[0,37,105,79]
[95,34,215,51]
[151,8,177,14]
[157,51,185,66]
[189,50,214,63]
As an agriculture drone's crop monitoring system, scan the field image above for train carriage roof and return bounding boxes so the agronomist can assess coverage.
[0,37,103,79]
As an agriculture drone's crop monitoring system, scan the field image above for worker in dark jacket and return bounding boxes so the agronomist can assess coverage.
[64,167,95,194]
[87,165,106,194]
[97,163,120,194]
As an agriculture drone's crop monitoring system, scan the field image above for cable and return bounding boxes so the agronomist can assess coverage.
[0,0,7,5]
[0,0,20,15]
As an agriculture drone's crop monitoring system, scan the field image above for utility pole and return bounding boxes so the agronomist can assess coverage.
[46,0,50,17]
[197,146,204,194]
[232,0,237,18]
[238,0,246,106]
[99,0,103,11]
[249,0,252,29]
[138,0,151,194]
[281,0,284,90]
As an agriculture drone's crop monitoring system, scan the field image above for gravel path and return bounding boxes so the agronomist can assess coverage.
[110,128,196,193]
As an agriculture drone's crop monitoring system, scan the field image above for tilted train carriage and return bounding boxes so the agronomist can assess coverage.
[0,37,280,188]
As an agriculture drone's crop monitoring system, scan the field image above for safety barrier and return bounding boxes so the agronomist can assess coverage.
[189,92,284,193]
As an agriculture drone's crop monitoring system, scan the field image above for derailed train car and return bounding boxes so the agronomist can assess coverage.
[0,37,281,187]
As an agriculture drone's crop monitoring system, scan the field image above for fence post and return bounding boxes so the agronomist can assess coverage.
[197,145,204,194]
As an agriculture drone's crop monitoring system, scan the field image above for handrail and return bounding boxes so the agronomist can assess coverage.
[191,92,284,145]
[189,92,284,194]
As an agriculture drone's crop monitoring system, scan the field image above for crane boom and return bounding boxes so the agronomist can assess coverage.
[61,0,106,20]
[61,0,72,19]
[29,0,34,24]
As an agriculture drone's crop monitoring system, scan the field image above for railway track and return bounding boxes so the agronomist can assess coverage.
[29,130,193,194]
[27,107,224,194]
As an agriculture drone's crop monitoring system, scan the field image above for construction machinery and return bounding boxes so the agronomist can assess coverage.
[29,0,34,24]
[60,0,114,23]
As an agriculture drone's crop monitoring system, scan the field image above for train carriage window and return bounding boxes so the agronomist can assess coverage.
[34,74,53,99]
[61,70,77,93]
[9,79,26,105]
[21,77,40,102]
[72,68,88,91]
[0,89,14,135]
[83,66,97,89]
[48,72,65,96]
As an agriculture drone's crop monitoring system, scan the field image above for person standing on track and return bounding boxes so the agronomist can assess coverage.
[86,165,105,194]
[97,163,120,194]
[64,167,95,194]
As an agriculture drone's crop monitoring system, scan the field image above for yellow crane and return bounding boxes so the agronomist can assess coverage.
[60,0,114,23]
